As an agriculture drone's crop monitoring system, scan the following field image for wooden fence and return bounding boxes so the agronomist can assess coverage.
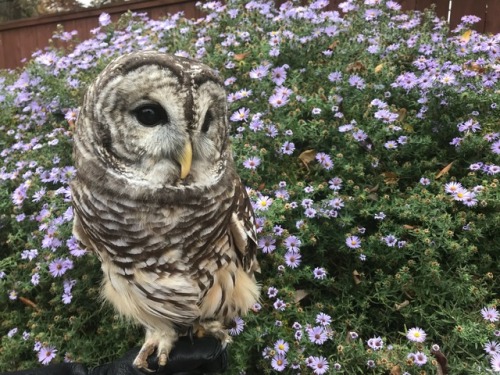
[0,0,499,70]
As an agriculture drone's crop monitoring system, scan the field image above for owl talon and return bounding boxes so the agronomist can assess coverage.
[133,342,156,372]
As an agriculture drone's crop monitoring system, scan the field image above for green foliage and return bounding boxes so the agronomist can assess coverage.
[0,1,499,373]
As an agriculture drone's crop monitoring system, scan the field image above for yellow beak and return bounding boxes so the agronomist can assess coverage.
[179,141,192,180]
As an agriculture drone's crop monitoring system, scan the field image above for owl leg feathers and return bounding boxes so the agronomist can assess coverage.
[133,328,178,371]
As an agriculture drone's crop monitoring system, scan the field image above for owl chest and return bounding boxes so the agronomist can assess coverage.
[74,183,234,274]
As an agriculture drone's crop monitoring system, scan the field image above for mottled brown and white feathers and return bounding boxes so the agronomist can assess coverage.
[70,51,260,369]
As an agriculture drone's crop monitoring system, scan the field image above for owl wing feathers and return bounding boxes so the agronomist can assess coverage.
[229,178,260,274]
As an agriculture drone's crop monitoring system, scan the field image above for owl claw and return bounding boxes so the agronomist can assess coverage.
[133,329,177,373]
[198,320,232,348]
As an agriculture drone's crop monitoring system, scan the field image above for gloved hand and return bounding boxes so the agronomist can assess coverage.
[2,336,227,375]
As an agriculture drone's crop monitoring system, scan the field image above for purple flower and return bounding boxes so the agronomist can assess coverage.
[348,74,366,89]
[277,141,294,156]
[408,351,428,366]
[307,326,328,345]
[308,356,329,374]
[230,107,250,122]
[491,354,500,372]
[271,354,287,372]
[67,236,87,257]
[249,64,270,80]
[328,177,343,190]
[305,207,316,218]
[31,273,40,285]
[384,140,398,149]
[243,156,261,169]
[315,152,333,170]
[98,13,111,27]
[458,119,481,133]
[274,189,289,200]
[11,183,28,206]
[267,287,278,299]
[38,345,57,365]
[7,327,18,338]
[274,339,289,354]
[254,195,272,211]
[228,316,245,336]
[406,327,426,342]
[420,177,431,185]
[367,336,384,350]
[392,72,418,90]
[315,313,332,326]
[313,267,327,280]
[345,236,361,249]
[284,251,301,268]
[481,306,499,322]
[329,197,344,210]
[48,258,73,277]
[444,182,463,194]
[484,341,500,355]
[258,236,276,254]
[374,109,398,123]
[271,66,287,86]
[491,140,500,154]
[269,93,289,108]
[284,235,301,252]
[21,249,38,261]
[382,234,398,247]
[273,299,286,311]
[328,71,342,82]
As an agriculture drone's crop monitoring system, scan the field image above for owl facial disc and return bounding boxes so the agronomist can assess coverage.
[179,140,192,180]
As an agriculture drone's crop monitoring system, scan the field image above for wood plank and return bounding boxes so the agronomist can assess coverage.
[416,0,449,19]
[485,0,500,34]
[398,0,418,12]
[0,0,196,31]
[449,0,487,32]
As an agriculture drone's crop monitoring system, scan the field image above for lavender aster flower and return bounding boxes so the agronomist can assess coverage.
[38,345,57,365]
[481,306,499,322]
[346,236,361,249]
[406,327,426,342]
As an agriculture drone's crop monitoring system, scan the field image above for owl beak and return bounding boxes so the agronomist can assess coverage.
[179,141,192,180]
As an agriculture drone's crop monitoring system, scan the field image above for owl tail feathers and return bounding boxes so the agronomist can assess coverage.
[232,267,261,314]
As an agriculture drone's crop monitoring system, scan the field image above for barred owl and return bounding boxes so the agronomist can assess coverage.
[70,51,260,371]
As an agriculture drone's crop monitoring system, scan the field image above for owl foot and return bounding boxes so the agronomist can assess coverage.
[133,329,176,372]
[197,320,232,348]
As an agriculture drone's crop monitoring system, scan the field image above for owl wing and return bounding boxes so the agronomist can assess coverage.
[229,179,260,274]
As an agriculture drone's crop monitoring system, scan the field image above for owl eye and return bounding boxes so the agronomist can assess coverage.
[133,104,169,127]
[201,109,214,133]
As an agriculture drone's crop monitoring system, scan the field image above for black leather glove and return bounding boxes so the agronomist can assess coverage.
[2,336,227,375]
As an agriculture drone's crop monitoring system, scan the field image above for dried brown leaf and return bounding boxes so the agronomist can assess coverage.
[435,161,454,179]
[352,270,362,285]
[19,296,41,312]
[382,171,399,185]
[294,290,309,303]
[328,40,339,50]
[395,300,410,311]
[298,149,317,168]
[233,53,248,61]
[460,29,472,43]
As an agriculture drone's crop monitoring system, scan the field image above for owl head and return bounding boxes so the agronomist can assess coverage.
[74,51,231,190]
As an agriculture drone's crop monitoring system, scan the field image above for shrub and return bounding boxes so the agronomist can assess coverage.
[1,0,499,373]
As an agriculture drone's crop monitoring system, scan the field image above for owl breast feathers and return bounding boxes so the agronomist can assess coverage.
[70,51,260,370]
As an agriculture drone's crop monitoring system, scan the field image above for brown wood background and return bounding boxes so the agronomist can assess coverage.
[0,0,498,70]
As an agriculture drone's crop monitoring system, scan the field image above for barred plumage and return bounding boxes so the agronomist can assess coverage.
[70,51,260,370]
